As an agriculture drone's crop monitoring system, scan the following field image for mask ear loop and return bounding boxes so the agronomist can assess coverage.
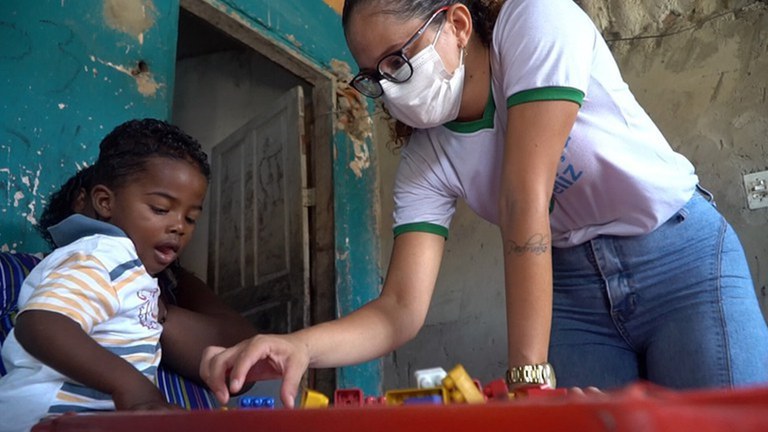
[431,16,446,46]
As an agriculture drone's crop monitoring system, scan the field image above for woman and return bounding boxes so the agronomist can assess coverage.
[200,0,768,407]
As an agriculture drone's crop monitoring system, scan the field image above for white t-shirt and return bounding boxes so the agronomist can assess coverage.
[0,215,162,432]
[392,0,697,247]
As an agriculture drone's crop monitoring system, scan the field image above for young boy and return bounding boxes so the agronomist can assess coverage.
[0,119,210,431]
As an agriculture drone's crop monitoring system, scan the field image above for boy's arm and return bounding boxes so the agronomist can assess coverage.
[15,310,171,410]
[161,270,257,383]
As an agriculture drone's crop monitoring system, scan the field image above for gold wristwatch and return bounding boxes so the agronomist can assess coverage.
[506,362,557,388]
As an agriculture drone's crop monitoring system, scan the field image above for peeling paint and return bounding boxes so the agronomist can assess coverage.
[91,56,162,97]
[284,34,302,48]
[13,191,24,207]
[330,59,373,178]
[103,0,157,42]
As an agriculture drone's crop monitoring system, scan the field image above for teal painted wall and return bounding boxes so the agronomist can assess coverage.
[200,0,383,396]
[0,0,179,252]
[2,0,382,394]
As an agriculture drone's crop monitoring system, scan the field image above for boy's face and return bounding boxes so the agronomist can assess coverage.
[92,157,208,275]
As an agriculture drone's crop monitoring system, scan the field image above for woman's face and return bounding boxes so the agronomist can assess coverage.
[345,5,463,80]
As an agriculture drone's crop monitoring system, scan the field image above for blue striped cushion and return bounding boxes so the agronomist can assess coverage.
[157,367,218,409]
[0,252,42,376]
[0,252,216,410]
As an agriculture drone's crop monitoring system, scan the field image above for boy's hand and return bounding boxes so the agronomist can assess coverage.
[112,379,177,411]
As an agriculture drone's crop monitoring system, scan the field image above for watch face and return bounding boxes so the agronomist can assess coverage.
[507,363,557,388]
[546,365,557,388]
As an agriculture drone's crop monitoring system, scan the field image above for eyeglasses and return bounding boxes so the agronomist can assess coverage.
[350,6,449,98]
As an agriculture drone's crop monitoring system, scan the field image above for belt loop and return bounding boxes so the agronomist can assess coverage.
[696,184,717,207]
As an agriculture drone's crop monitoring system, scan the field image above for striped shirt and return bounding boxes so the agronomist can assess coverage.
[0,215,162,430]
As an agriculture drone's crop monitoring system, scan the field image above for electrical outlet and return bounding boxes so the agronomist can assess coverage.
[743,170,768,210]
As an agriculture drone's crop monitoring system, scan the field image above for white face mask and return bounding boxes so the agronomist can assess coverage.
[381,39,465,129]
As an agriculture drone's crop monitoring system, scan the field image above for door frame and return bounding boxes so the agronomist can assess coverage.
[179,0,337,394]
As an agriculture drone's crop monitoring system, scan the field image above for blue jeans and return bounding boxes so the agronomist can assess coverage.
[549,190,768,390]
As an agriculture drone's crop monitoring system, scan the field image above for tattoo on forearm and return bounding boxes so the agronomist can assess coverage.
[505,233,550,256]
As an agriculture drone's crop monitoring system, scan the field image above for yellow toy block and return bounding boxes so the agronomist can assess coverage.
[384,386,448,406]
[300,388,329,408]
[442,364,485,404]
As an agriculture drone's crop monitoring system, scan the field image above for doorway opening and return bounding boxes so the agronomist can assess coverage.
[172,3,336,396]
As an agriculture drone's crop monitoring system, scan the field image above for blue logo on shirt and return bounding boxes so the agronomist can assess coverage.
[553,137,583,195]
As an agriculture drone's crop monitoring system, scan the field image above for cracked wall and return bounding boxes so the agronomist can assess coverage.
[0,0,179,252]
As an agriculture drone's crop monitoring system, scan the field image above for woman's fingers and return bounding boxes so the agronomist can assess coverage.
[200,335,311,408]
[227,337,275,394]
[279,358,306,409]
[199,345,229,403]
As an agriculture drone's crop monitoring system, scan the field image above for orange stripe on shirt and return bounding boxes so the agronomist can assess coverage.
[41,272,117,317]
[113,267,147,293]
[55,253,106,271]
[29,284,108,324]
[54,391,93,403]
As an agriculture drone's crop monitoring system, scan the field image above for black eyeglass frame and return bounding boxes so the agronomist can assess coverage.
[350,6,450,98]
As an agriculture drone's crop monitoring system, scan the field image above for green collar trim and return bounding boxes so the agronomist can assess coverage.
[444,91,496,134]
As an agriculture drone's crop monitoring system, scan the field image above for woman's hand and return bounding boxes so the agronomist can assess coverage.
[200,334,310,408]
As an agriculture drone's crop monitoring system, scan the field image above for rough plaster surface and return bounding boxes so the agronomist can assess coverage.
[103,0,157,41]
[379,0,768,389]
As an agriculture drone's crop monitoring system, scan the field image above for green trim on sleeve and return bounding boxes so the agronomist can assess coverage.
[444,90,496,133]
[507,87,585,108]
[393,222,449,239]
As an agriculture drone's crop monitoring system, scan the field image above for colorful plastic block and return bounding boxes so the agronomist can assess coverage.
[385,387,448,406]
[364,396,387,405]
[334,388,364,407]
[300,389,329,409]
[483,378,511,401]
[513,385,569,399]
[442,364,485,404]
[402,395,444,405]
[238,396,275,409]
[413,367,448,389]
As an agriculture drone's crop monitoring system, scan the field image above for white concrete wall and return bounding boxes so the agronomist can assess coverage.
[379,0,768,389]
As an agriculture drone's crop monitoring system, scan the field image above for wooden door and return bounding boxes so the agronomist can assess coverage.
[207,86,308,334]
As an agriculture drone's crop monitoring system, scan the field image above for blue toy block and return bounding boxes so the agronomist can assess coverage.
[239,396,276,409]
[402,395,444,405]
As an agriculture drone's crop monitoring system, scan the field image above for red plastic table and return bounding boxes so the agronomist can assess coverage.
[32,383,768,432]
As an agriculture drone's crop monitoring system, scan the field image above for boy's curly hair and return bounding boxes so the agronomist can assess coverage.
[94,118,210,190]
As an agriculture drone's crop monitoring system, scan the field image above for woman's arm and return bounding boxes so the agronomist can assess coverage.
[499,100,579,367]
[15,310,171,410]
[160,269,257,381]
[200,231,446,407]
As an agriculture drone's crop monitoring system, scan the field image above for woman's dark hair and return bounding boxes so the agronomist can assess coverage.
[342,0,505,47]
[93,118,210,190]
[37,165,96,249]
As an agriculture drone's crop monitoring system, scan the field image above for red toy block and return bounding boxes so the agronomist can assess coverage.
[513,384,568,399]
[483,378,510,401]
[334,388,364,407]
[364,396,386,405]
